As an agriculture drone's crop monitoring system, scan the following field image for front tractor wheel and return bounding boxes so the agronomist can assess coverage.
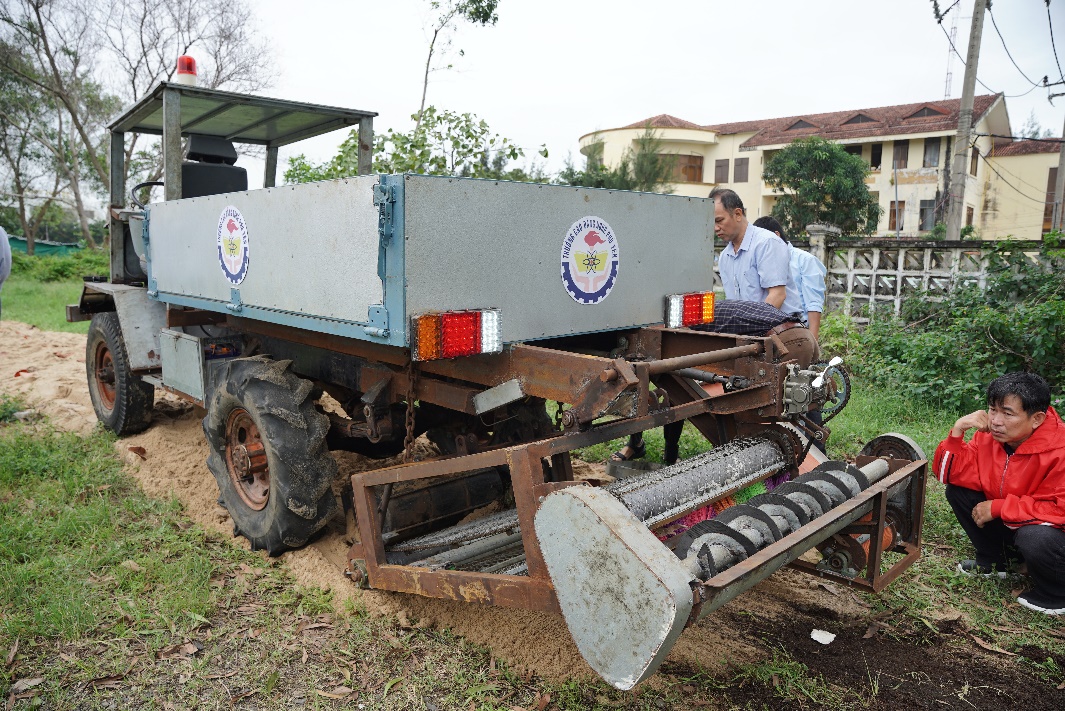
[204,357,339,555]
[85,312,154,435]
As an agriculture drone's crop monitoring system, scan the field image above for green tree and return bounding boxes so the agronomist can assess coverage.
[558,127,674,193]
[763,136,882,235]
[284,106,542,183]
[415,0,500,133]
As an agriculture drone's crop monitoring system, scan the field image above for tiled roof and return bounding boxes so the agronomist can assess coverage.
[992,138,1063,157]
[614,95,1005,148]
[620,114,706,130]
[731,94,1002,148]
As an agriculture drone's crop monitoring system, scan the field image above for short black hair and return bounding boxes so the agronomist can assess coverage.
[986,372,1051,415]
[752,216,784,238]
[710,187,745,216]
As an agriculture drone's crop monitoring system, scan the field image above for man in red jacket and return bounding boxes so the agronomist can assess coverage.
[932,372,1065,616]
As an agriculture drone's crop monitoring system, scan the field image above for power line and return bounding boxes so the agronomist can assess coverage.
[1049,0,1065,83]
[973,133,1065,143]
[976,146,1051,205]
[987,7,1042,87]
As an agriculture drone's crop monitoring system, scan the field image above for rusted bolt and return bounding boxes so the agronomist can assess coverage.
[758,369,766,376]
[561,410,578,428]
[600,368,618,382]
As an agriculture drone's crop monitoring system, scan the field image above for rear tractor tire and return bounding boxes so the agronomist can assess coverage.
[86,312,155,435]
[204,357,339,555]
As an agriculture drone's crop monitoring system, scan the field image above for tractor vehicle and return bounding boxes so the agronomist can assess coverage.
[68,81,927,690]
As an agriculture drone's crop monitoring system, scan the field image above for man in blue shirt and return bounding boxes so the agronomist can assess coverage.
[752,216,827,339]
[713,189,804,317]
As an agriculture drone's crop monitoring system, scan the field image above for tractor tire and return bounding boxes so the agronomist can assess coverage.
[86,312,154,435]
[204,356,339,555]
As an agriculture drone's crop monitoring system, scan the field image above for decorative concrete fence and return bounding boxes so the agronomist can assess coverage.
[806,227,1045,319]
[712,226,1046,321]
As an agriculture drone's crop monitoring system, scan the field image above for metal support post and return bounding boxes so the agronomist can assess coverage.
[162,88,183,201]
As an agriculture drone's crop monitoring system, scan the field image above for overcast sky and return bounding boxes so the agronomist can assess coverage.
[251,0,1064,178]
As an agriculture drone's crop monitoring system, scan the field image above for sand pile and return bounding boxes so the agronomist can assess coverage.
[0,320,867,682]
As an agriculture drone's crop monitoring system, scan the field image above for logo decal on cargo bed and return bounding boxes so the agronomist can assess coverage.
[216,206,249,285]
[561,216,619,304]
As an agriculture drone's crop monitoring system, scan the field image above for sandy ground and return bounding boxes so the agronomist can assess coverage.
[0,320,870,683]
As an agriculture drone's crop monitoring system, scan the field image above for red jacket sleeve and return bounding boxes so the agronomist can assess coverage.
[932,434,983,490]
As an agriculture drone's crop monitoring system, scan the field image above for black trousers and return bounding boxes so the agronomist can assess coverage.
[945,484,1065,605]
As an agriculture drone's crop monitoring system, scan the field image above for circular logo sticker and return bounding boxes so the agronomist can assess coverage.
[217,206,249,285]
[561,216,619,304]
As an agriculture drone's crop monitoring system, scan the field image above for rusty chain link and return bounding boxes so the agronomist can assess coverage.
[402,360,418,463]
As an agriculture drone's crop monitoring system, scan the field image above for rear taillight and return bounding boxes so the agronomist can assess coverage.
[412,309,502,361]
[665,292,715,328]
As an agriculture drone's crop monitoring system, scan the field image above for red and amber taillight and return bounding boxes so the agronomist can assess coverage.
[412,309,503,361]
[665,291,715,328]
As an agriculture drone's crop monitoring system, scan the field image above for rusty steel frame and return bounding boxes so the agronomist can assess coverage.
[787,456,928,592]
[691,459,927,622]
[347,398,730,612]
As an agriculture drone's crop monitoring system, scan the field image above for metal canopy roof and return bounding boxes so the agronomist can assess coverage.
[108,82,377,147]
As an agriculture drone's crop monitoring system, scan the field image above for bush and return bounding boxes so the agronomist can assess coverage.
[10,249,109,282]
[852,234,1065,413]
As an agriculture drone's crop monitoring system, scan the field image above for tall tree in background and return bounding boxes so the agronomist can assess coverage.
[0,0,269,247]
[285,106,542,184]
[763,136,881,235]
[414,0,499,134]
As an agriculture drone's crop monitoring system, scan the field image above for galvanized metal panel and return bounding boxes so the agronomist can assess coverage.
[159,329,206,401]
[147,177,383,327]
[535,486,694,690]
[403,176,715,344]
[112,287,168,371]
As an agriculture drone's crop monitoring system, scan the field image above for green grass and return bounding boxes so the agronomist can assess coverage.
[1,274,88,333]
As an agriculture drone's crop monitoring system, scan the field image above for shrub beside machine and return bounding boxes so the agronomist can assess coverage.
[70,82,927,689]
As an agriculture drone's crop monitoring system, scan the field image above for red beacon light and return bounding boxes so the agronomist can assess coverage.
[175,55,198,86]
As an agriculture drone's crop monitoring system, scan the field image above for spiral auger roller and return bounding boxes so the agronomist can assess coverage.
[534,434,927,690]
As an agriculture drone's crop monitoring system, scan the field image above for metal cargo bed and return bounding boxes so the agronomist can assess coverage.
[144,175,715,348]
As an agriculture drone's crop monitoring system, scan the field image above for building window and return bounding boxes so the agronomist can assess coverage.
[892,141,909,170]
[906,106,946,119]
[787,119,815,130]
[919,199,936,231]
[715,159,729,183]
[889,201,905,231]
[970,147,979,176]
[1045,167,1058,233]
[923,138,940,168]
[844,145,862,157]
[733,157,749,183]
[966,206,974,227]
[843,114,876,125]
[670,155,703,183]
[870,143,883,170]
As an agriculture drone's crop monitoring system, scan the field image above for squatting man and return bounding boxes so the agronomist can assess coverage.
[932,372,1065,616]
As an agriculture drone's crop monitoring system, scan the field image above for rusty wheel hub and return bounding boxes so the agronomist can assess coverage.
[94,341,117,410]
[225,408,270,510]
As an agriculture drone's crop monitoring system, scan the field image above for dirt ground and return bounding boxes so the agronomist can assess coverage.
[2,319,1062,707]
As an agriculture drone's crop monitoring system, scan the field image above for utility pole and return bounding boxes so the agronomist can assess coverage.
[1053,110,1065,233]
[946,0,987,241]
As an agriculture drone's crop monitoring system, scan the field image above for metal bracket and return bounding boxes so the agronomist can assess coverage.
[362,304,389,338]
[226,288,243,313]
[373,182,395,245]
[373,180,397,286]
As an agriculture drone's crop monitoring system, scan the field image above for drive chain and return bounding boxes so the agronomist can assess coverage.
[402,361,418,463]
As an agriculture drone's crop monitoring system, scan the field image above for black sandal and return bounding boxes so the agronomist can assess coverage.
[664,441,680,466]
[610,441,646,462]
